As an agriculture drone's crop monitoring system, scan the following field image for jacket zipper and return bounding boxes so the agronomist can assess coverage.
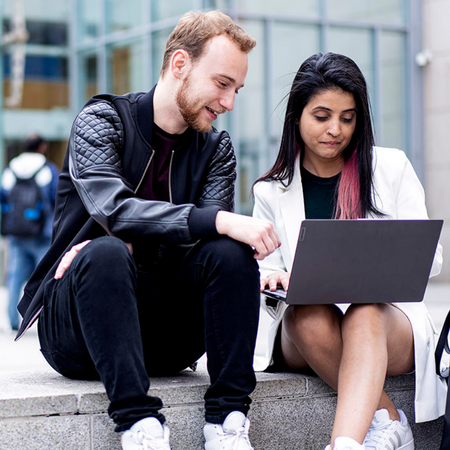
[134,149,155,194]
[103,149,155,238]
[168,150,175,203]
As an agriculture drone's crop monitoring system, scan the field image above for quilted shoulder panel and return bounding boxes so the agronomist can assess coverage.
[73,102,124,175]
[200,133,236,210]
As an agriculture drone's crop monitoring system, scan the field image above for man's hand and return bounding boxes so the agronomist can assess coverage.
[260,271,290,292]
[215,210,281,260]
[54,240,133,279]
[54,240,92,279]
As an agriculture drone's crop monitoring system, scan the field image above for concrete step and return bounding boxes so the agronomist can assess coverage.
[0,368,444,450]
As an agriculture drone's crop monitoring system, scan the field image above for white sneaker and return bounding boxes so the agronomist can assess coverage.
[363,409,414,450]
[203,411,254,450]
[121,417,171,450]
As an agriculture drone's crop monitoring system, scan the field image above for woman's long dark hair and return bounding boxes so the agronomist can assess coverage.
[256,52,384,219]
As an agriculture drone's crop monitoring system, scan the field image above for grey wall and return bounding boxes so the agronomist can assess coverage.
[423,0,450,281]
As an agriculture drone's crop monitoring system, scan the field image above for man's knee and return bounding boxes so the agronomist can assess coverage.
[80,236,129,260]
[75,236,135,277]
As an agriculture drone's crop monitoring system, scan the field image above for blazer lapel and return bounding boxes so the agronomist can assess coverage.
[279,158,306,268]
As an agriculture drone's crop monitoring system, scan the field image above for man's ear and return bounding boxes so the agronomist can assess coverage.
[171,50,190,80]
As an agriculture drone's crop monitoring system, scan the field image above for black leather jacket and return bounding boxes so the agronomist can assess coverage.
[16,86,236,338]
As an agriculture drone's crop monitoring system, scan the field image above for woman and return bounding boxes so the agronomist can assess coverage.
[253,52,446,450]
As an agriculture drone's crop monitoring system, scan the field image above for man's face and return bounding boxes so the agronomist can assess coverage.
[176,35,249,133]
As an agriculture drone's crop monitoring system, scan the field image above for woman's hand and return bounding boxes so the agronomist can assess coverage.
[260,271,290,292]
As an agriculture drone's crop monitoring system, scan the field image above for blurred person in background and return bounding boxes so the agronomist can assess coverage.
[0,134,59,331]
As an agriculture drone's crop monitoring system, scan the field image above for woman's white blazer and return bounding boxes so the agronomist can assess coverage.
[253,146,446,423]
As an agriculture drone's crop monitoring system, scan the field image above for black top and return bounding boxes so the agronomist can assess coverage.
[137,123,192,202]
[300,165,340,219]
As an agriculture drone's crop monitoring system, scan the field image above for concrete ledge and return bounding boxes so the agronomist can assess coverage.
[0,368,443,450]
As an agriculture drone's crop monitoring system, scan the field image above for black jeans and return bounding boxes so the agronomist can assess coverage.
[38,236,260,432]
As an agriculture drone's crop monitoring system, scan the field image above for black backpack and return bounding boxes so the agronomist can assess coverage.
[1,163,47,237]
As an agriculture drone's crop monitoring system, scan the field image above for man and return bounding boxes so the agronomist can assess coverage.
[15,10,279,450]
[1,134,59,331]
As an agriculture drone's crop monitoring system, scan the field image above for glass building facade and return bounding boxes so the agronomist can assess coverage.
[1,0,423,214]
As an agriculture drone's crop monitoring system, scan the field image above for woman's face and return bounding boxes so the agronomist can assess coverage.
[299,88,357,176]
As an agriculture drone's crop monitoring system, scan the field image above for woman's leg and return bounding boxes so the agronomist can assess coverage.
[281,303,414,448]
[281,304,344,387]
[330,303,414,447]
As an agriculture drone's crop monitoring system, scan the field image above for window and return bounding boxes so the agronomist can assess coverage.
[70,0,418,213]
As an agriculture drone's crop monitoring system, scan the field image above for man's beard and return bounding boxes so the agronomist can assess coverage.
[176,75,212,133]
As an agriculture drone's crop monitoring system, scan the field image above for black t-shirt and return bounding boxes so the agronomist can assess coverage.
[137,123,192,202]
[300,165,340,219]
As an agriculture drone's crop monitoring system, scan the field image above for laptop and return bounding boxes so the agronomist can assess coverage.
[263,219,443,305]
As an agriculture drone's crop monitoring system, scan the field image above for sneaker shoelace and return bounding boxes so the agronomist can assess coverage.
[364,419,397,450]
[220,426,253,450]
[134,430,170,450]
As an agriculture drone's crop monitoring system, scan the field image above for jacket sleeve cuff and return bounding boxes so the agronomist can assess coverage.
[188,206,221,240]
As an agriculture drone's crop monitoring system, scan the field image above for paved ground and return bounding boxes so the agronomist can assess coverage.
[0,282,449,374]
[0,285,49,373]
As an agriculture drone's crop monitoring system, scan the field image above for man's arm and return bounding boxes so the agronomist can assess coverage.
[190,132,280,258]
[56,125,280,277]
[215,210,280,260]
[187,132,236,241]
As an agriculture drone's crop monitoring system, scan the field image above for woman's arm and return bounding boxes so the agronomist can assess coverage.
[253,181,287,276]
